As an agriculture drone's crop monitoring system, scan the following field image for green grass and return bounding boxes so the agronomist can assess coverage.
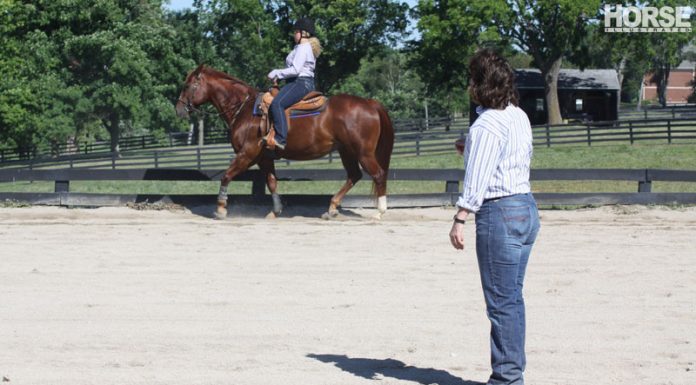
[1,143,695,195]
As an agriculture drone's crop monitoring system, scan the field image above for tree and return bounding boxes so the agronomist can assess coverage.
[587,23,651,109]
[333,48,428,119]
[194,0,283,88]
[273,0,410,92]
[63,0,185,152]
[492,0,601,124]
[644,1,696,107]
[410,0,489,98]
[0,2,84,156]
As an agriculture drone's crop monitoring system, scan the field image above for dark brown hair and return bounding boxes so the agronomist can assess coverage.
[468,48,519,109]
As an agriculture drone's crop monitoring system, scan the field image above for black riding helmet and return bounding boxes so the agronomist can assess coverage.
[293,17,315,36]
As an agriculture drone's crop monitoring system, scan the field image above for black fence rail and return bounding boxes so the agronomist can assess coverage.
[3,115,696,171]
[0,116,454,165]
[533,117,696,147]
[619,105,696,120]
[1,168,695,208]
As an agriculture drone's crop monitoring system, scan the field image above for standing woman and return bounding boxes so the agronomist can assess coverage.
[449,48,541,385]
[265,17,322,151]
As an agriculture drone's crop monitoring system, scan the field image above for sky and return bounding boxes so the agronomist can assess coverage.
[165,0,194,11]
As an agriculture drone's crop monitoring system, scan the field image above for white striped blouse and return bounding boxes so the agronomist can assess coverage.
[456,104,533,213]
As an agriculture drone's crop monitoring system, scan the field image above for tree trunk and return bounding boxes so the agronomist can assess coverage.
[542,57,563,125]
[108,114,120,155]
[637,77,645,111]
[656,64,671,107]
[616,56,626,114]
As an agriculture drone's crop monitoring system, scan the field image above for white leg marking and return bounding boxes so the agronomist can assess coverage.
[377,195,387,214]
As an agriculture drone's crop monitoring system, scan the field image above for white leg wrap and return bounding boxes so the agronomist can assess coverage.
[377,196,387,214]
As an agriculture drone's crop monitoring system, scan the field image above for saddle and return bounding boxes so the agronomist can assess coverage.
[255,86,328,150]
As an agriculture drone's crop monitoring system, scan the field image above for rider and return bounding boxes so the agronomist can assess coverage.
[266,17,321,150]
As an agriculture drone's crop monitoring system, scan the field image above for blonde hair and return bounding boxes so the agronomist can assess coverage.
[308,37,322,58]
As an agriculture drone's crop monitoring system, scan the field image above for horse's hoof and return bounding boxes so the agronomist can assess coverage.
[214,209,228,220]
[321,210,339,220]
[265,211,278,219]
[371,212,383,221]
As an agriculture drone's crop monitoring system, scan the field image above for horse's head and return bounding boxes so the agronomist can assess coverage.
[175,64,210,118]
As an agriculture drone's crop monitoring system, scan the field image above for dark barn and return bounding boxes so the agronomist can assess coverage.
[470,69,620,126]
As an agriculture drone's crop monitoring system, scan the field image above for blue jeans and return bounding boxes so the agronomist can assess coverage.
[269,76,314,146]
[475,193,540,385]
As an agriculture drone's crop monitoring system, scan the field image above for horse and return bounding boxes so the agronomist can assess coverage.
[175,64,394,220]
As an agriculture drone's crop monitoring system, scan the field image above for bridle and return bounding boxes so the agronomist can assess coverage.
[178,77,251,128]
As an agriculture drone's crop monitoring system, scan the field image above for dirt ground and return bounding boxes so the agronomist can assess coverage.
[0,204,694,385]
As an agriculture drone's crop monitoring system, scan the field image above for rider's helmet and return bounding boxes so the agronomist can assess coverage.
[293,17,315,36]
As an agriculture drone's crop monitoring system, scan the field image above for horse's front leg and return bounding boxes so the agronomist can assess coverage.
[216,156,253,220]
[258,158,283,218]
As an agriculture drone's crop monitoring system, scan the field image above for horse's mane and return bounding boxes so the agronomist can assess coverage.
[194,65,252,89]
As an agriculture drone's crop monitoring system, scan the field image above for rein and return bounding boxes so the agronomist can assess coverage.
[179,94,251,132]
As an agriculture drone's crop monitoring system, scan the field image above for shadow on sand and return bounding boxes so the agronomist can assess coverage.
[307,353,485,385]
[131,194,366,220]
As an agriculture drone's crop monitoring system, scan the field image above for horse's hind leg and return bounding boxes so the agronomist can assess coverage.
[323,149,362,219]
[358,154,388,219]
[258,158,283,218]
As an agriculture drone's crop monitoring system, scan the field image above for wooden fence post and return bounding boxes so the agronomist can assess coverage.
[154,151,159,168]
[55,180,70,193]
[196,147,202,170]
[586,123,592,146]
[667,120,672,144]
[629,122,634,144]
[638,170,652,192]
[445,180,459,193]
[111,153,116,170]
[545,124,551,147]
[416,132,421,156]
[252,172,266,198]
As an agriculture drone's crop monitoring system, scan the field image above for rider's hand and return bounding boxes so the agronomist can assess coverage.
[267,70,279,80]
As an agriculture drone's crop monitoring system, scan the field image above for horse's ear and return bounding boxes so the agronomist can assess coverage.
[194,63,205,79]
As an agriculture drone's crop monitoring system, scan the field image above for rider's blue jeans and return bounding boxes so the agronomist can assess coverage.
[269,76,314,146]
[475,193,540,385]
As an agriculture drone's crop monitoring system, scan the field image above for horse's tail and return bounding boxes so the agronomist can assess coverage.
[369,100,394,198]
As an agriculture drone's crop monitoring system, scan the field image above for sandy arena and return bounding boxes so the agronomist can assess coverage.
[1,204,694,385]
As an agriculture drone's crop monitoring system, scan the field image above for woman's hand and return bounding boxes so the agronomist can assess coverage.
[267,70,279,81]
[449,222,465,250]
[449,209,469,250]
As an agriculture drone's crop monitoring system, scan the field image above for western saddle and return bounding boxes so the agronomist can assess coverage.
[256,85,327,150]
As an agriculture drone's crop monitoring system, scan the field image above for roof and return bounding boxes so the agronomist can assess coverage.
[515,68,620,90]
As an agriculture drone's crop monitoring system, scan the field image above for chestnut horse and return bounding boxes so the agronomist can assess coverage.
[175,65,394,219]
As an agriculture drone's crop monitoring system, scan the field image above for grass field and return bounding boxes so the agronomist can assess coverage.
[2,143,695,196]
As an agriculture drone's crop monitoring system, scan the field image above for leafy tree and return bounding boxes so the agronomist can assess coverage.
[490,0,601,124]
[64,0,187,152]
[272,0,410,92]
[643,1,696,107]
[193,0,283,88]
[410,0,488,97]
[0,2,81,156]
[334,48,427,119]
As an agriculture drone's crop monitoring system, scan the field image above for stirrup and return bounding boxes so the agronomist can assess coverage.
[262,131,285,151]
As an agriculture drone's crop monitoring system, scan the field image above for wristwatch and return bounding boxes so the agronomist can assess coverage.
[453,215,466,224]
